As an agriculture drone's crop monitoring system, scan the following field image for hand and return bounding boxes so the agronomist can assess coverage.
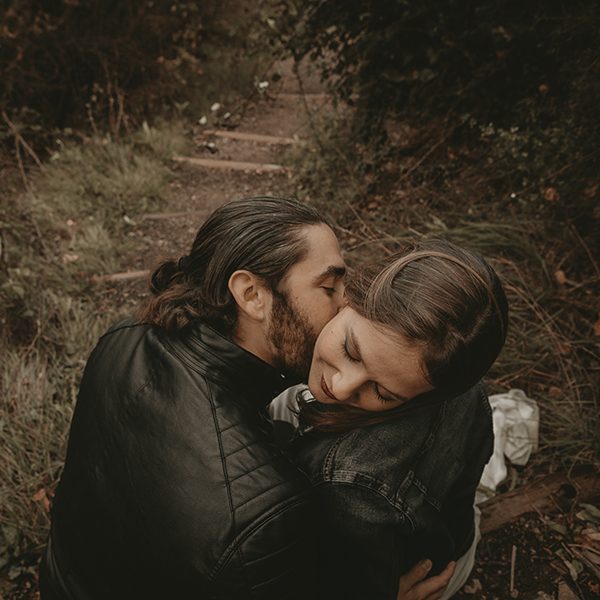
[396,560,456,600]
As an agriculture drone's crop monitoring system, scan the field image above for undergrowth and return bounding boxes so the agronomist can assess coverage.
[0,122,188,571]
[288,107,600,463]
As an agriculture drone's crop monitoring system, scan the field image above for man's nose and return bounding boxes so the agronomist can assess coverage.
[333,287,347,313]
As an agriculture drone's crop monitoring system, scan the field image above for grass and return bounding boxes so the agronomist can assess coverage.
[0,121,188,569]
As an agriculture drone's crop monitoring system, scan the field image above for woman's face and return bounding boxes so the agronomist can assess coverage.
[308,306,434,411]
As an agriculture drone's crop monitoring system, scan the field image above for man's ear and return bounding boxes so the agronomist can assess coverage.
[228,270,271,322]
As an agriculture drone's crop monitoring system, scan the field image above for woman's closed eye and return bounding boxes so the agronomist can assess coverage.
[341,338,360,362]
[373,384,396,404]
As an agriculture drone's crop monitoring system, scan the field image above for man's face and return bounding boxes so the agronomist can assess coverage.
[267,224,346,380]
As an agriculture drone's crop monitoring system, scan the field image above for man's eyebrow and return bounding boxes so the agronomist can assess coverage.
[312,265,347,284]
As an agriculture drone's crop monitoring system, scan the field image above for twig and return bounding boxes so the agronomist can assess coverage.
[293,61,328,155]
[2,110,44,171]
[142,210,210,221]
[399,123,456,183]
[510,545,518,597]
[14,131,28,189]
[91,270,149,283]
[570,224,600,279]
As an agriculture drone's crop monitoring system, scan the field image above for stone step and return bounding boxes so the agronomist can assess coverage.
[172,156,290,174]
[199,129,297,145]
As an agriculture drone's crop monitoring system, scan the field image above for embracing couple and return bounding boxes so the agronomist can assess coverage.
[40,197,508,600]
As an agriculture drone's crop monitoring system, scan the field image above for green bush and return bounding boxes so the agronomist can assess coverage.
[282,1,599,126]
[1,2,206,128]
[0,0,278,145]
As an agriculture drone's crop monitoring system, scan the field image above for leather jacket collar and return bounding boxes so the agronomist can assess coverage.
[164,321,291,409]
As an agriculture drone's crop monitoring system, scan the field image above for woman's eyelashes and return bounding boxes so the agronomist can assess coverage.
[374,385,396,404]
[340,335,397,405]
[341,338,360,362]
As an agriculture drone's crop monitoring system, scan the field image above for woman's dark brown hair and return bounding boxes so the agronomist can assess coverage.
[137,196,326,333]
[300,238,509,432]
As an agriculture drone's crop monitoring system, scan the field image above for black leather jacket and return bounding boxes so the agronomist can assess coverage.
[40,320,317,600]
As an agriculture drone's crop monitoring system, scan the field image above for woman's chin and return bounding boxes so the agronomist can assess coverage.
[307,384,329,404]
[307,382,322,402]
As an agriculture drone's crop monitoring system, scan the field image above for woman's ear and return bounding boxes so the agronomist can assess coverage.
[228,270,271,322]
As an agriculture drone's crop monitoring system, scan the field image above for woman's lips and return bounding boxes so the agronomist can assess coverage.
[321,375,337,401]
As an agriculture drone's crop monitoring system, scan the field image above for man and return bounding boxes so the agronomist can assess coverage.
[40,197,451,599]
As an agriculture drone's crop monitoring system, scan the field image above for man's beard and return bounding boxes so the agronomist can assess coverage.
[267,290,317,383]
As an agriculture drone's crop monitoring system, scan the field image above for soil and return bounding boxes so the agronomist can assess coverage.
[2,57,599,600]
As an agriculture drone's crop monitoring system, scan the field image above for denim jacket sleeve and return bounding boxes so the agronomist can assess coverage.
[312,481,409,600]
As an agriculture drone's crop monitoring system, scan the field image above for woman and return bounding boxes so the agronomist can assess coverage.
[270,239,509,600]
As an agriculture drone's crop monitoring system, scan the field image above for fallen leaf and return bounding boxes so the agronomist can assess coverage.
[554,270,567,285]
[557,579,579,600]
[463,579,482,594]
[62,253,79,264]
[577,503,600,524]
[549,386,562,398]
[539,83,550,94]
[544,187,560,202]
[547,520,568,536]
[580,527,600,541]
[32,487,51,513]
[32,488,46,502]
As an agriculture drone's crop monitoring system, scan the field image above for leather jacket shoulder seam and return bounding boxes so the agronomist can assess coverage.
[205,383,236,525]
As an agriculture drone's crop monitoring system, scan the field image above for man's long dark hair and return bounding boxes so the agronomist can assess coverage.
[137,197,326,334]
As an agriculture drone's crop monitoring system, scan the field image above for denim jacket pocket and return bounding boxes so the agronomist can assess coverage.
[394,456,465,531]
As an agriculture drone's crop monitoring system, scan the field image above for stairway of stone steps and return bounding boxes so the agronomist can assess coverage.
[102,58,332,305]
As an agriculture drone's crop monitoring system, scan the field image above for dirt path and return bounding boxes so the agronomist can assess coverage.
[112,57,329,306]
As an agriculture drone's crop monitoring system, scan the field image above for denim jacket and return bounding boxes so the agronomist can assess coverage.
[280,384,493,600]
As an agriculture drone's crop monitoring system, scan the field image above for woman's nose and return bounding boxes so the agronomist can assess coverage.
[331,369,364,403]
